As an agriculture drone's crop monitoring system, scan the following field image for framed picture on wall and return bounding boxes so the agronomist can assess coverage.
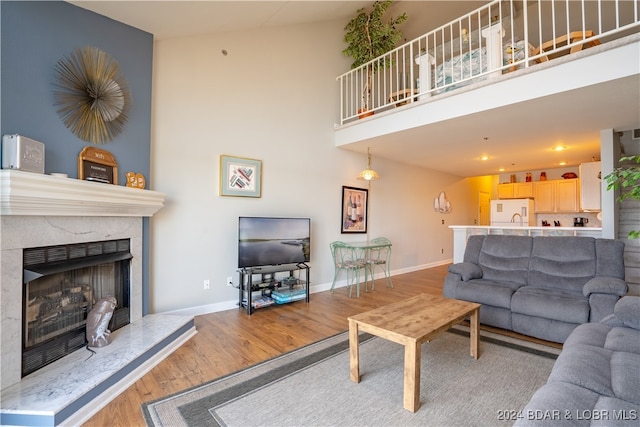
[220,155,262,197]
[341,186,368,233]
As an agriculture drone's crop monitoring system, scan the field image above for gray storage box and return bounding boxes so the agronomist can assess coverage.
[2,134,45,173]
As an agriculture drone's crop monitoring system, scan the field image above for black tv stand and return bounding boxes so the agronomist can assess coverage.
[237,263,310,315]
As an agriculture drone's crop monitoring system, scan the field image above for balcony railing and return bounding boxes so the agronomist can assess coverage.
[336,0,640,125]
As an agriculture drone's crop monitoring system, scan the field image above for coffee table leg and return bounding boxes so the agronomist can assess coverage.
[470,307,480,359]
[349,319,360,383]
[403,340,421,412]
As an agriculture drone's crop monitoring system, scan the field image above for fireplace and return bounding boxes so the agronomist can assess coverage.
[1,169,166,390]
[1,170,198,427]
[22,239,132,377]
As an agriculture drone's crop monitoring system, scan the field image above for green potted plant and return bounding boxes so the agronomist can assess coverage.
[605,155,640,239]
[343,0,407,118]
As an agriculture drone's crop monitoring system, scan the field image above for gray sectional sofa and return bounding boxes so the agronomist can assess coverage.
[443,235,627,343]
[515,296,640,426]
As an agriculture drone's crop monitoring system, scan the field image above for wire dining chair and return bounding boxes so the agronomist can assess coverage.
[366,237,393,290]
[330,241,368,297]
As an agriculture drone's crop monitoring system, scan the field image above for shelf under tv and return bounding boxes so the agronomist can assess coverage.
[237,263,310,315]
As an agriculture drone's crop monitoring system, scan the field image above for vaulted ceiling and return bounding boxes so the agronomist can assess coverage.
[70,1,639,177]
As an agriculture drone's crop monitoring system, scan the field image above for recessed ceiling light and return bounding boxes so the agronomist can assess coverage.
[559,161,567,166]
[553,145,567,151]
[499,168,505,172]
[481,155,489,161]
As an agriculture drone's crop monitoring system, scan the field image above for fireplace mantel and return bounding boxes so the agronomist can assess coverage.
[0,170,165,216]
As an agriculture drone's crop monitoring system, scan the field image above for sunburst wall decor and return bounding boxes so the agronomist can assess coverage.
[53,46,131,144]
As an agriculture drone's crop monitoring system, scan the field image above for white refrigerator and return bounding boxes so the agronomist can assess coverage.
[490,199,535,226]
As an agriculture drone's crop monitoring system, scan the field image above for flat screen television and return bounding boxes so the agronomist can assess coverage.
[238,217,311,269]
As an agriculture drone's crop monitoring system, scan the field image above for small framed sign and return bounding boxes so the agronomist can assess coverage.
[78,146,118,184]
[220,155,262,197]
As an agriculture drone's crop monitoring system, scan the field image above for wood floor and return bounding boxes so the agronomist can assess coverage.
[83,265,558,426]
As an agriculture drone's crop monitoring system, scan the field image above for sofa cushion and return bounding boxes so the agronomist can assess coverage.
[455,279,519,309]
[610,351,640,404]
[548,339,640,405]
[592,397,640,426]
[462,234,485,264]
[512,286,590,324]
[515,382,601,426]
[566,322,640,355]
[516,382,640,427]
[528,237,596,292]
[564,322,610,347]
[478,235,532,285]
[548,343,615,398]
[595,238,626,279]
[604,327,640,355]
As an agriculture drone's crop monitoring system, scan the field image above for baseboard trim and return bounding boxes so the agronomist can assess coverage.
[163,261,453,317]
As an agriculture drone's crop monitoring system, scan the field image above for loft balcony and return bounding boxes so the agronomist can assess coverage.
[335,0,640,177]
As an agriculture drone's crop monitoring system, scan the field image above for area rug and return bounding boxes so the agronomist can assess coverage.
[142,327,559,427]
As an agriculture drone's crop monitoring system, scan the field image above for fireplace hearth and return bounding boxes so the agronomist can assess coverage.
[22,239,132,376]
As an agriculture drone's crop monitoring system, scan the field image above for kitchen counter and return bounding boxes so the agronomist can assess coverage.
[450,225,603,263]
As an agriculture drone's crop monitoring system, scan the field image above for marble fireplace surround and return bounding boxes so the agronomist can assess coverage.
[0,170,196,426]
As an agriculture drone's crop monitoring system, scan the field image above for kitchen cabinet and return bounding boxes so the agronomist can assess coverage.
[515,182,534,198]
[533,179,580,213]
[497,183,514,199]
[533,181,554,212]
[497,182,533,199]
[580,162,601,211]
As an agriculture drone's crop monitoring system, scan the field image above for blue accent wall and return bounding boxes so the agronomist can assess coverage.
[1,1,154,314]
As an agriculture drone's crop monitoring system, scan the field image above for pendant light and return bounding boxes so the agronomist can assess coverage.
[357,147,380,181]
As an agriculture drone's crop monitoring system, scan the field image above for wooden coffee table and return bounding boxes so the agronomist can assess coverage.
[348,294,481,412]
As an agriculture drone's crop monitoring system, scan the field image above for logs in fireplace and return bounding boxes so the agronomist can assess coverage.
[22,239,131,376]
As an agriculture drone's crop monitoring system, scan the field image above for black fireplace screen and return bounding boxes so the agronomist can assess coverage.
[22,239,131,377]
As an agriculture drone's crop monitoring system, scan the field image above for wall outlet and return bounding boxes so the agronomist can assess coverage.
[226,276,233,287]
[203,279,210,290]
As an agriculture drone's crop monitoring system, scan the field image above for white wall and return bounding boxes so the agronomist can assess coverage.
[150,20,471,313]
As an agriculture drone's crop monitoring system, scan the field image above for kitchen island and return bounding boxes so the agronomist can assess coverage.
[450,225,603,263]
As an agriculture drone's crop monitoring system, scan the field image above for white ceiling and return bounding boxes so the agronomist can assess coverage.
[69,1,481,41]
[69,1,374,39]
[69,1,640,177]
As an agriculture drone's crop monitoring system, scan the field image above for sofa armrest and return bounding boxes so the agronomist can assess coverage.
[601,296,640,330]
[447,262,483,282]
[583,276,628,297]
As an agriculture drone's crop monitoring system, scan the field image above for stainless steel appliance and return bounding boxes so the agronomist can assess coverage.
[573,217,589,227]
